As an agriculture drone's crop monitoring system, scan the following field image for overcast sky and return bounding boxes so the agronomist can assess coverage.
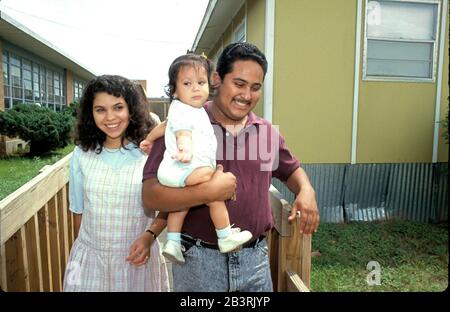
[0,0,209,97]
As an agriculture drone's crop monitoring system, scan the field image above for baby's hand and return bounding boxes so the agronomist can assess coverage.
[139,139,153,155]
[172,145,192,163]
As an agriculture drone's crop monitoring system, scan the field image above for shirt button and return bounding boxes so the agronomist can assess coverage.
[226,132,230,136]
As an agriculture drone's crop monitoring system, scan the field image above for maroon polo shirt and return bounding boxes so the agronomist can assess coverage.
[143,101,300,244]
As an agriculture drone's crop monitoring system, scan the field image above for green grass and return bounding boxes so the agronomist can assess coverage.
[0,144,75,201]
[311,220,448,291]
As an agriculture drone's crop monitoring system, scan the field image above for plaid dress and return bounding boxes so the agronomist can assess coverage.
[63,145,169,292]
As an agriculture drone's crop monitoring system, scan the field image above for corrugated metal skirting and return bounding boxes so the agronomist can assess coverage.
[272,162,448,223]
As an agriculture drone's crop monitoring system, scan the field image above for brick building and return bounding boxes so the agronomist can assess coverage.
[0,11,95,155]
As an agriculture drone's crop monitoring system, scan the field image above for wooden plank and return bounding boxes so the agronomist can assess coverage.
[5,230,26,291]
[267,228,279,292]
[269,185,291,236]
[47,196,62,291]
[285,214,312,289]
[0,153,71,245]
[300,234,312,288]
[66,186,74,247]
[269,184,313,292]
[38,205,52,291]
[1,244,7,291]
[68,209,74,247]
[20,227,31,291]
[24,214,43,291]
[286,269,310,292]
[57,187,69,281]
[277,236,287,292]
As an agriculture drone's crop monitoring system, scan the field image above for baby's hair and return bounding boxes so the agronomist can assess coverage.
[75,74,154,153]
[165,53,214,101]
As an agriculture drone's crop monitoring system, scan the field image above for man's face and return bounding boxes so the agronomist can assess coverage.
[214,60,264,123]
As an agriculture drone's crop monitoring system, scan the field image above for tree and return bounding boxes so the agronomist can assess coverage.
[0,104,74,156]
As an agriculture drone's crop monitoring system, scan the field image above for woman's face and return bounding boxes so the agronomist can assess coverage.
[92,92,130,148]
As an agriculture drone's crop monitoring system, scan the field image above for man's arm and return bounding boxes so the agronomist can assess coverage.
[142,164,236,212]
[284,167,320,234]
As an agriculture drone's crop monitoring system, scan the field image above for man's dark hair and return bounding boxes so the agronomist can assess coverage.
[216,42,268,80]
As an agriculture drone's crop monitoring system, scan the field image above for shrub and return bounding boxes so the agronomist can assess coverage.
[0,103,75,156]
[63,101,79,118]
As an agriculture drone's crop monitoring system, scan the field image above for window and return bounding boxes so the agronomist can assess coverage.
[73,78,86,102]
[233,20,246,43]
[2,48,67,111]
[212,47,223,71]
[364,0,440,81]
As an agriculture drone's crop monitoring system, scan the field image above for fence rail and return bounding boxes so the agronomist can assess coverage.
[0,153,74,291]
[0,154,312,292]
[268,185,311,292]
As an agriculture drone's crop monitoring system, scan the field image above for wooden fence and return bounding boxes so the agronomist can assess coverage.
[268,185,311,292]
[0,154,311,292]
[0,153,74,291]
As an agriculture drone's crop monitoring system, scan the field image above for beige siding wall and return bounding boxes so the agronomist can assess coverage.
[246,0,266,117]
[358,82,436,162]
[274,0,356,163]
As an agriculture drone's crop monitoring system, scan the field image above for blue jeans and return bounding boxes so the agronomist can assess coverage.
[172,236,273,292]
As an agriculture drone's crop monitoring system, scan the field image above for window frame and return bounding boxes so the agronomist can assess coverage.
[233,19,246,43]
[2,43,67,111]
[362,0,441,83]
[73,77,87,102]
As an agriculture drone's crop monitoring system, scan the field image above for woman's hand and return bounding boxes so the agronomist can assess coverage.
[126,231,153,266]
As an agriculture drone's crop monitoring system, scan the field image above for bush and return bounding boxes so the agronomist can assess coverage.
[63,101,79,118]
[0,103,75,156]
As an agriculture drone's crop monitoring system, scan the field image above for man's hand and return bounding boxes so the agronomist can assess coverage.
[288,185,319,234]
[207,165,237,202]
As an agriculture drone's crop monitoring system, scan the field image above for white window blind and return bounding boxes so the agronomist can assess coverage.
[365,0,439,80]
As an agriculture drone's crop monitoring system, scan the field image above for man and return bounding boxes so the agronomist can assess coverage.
[142,42,319,291]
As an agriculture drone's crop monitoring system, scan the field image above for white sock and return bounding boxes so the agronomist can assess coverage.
[216,225,231,239]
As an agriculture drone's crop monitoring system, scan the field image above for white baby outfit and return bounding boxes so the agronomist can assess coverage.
[157,99,217,187]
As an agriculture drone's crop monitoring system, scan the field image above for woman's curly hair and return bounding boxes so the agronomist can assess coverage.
[75,74,154,153]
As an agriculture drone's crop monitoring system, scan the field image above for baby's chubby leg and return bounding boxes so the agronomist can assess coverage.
[185,167,231,231]
[184,166,215,186]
